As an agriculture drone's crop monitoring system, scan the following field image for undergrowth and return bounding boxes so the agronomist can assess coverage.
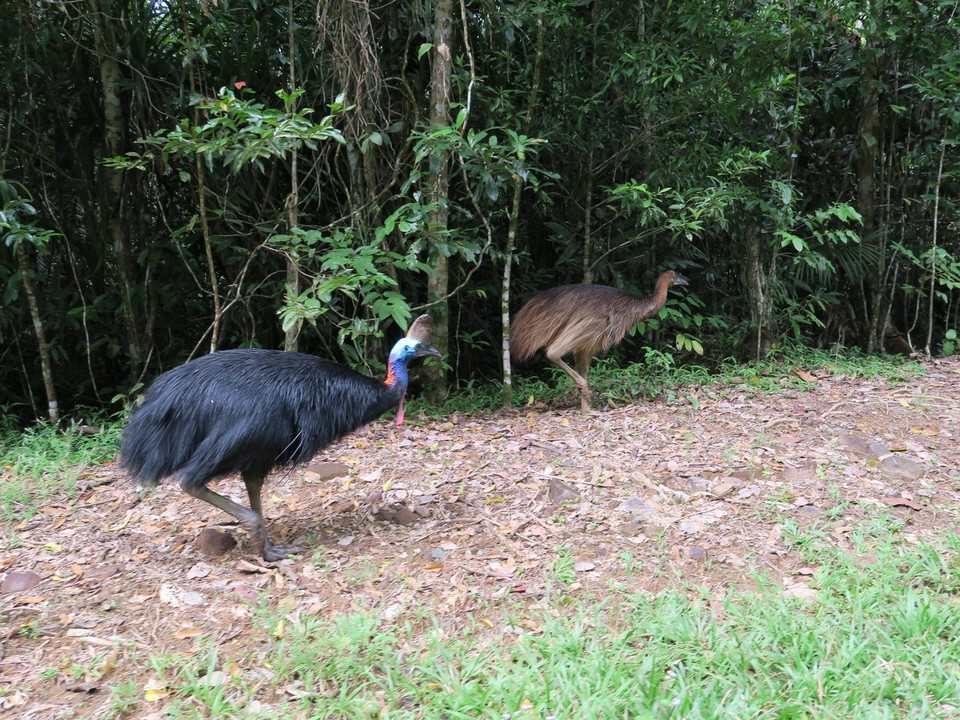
[425,343,925,415]
[0,411,122,523]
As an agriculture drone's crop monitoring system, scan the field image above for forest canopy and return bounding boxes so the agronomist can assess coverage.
[2,0,959,425]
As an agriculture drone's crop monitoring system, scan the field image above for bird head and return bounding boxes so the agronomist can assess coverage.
[387,336,442,366]
[665,270,689,287]
[386,315,441,427]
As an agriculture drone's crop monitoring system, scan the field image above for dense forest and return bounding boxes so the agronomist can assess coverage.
[2,0,958,426]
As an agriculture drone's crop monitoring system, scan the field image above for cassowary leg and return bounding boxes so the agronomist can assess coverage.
[574,350,594,411]
[242,472,304,561]
[546,348,590,410]
[177,475,298,562]
[178,474,263,548]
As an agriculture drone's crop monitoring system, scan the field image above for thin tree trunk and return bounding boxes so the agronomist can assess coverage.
[284,0,301,352]
[425,0,453,402]
[89,0,141,369]
[925,134,946,355]
[858,42,882,353]
[744,224,774,358]
[501,178,523,408]
[581,0,600,284]
[501,15,544,408]
[16,242,59,424]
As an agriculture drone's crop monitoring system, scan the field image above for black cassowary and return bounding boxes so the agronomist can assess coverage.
[120,315,440,560]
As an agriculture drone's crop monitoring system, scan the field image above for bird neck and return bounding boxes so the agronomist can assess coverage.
[383,355,410,395]
[649,274,673,311]
[384,352,412,426]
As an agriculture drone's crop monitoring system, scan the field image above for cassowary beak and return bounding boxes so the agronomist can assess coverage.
[672,274,690,286]
[414,345,442,361]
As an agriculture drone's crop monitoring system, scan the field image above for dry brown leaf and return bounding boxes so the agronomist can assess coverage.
[173,626,204,640]
[880,497,924,511]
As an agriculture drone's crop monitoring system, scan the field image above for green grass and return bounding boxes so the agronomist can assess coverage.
[139,519,960,719]
[0,411,123,523]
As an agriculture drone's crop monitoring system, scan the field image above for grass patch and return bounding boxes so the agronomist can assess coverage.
[140,522,960,719]
[0,412,123,523]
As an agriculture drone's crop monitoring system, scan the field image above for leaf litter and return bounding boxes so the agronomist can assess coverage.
[2,357,960,717]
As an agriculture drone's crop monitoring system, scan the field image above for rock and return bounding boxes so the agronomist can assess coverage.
[839,433,871,457]
[159,583,205,607]
[547,477,580,505]
[684,476,711,493]
[687,546,708,561]
[196,528,237,557]
[0,571,42,594]
[880,455,923,482]
[392,508,418,526]
[617,496,657,515]
[305,462,351,482]
[711,482,737,498]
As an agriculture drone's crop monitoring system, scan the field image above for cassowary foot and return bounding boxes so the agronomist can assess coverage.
[260,539,304,562]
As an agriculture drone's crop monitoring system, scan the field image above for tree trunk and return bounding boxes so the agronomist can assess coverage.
[17,242,60,424]
[88,0,141,369]
[744,224,774,358]
[858,42,883,353]
[501,177,523,408]
[501,15,544,408]
[284,0,301,352]
[925,134,946,355]
[424,0,453,402]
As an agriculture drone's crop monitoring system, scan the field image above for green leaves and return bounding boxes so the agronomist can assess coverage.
[110,86,348,177]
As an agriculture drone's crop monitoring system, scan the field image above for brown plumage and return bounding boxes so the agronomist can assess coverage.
[511,270,689,410]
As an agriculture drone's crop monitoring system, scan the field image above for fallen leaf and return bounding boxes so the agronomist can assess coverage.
[880,497,923,511]
[488,560,516,577]
[173,626,204,640]
[17,595,47,604]
[144,686,169,703]
[66,683,99,694]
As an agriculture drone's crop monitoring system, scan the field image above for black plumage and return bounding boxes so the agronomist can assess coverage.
[120,315,440,560]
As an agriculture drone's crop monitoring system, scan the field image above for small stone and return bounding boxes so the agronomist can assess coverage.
[687,546,708,561]
[573,560,596,572]
[547,477,580,505]
[196,528,237,557]
[305,462,351,481]
[880,455,923,482]
[392,508,418,526]
[797,505,821,517]
[711,482,737,498]
[617,496,657,514]
[0,571,42,594]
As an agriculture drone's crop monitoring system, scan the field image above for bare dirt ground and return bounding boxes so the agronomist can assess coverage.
[2,357,959,718]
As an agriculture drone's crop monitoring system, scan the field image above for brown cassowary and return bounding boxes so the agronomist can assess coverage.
[511,271,689,410]
[120,315,440,560]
